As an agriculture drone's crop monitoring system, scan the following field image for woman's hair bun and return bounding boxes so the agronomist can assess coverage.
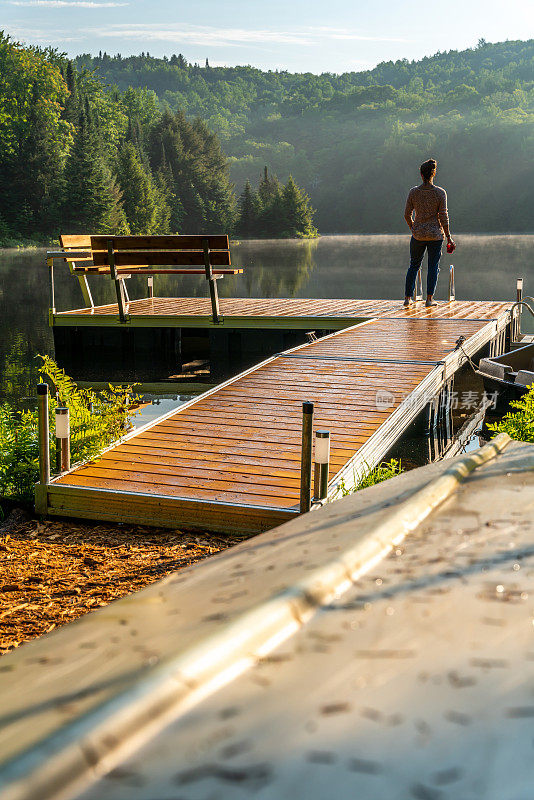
[420,158,437,180]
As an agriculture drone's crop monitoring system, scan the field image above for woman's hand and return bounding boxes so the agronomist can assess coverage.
[446,236,456,254]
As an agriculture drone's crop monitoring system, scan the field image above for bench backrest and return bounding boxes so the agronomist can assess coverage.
[59,234,231,271]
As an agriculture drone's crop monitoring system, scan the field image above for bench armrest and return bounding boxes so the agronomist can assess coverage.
[47,250,92,260]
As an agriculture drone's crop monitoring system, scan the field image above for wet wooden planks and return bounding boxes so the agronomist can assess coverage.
[56,297,400,319]
[53,298,513,328]
[46,305,511,533]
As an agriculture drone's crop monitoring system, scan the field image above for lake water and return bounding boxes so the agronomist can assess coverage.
[1,234,533,416]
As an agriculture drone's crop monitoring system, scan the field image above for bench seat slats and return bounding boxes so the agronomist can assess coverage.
[90,234,229,251]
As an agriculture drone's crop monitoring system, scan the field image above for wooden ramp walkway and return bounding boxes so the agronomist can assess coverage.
[38,300,514,533]
[53,297,511,328]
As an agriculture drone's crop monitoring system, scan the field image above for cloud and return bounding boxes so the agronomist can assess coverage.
[4,24,84,41]
[307,26,407,42]
[8,1,128,6]
[3,20,407,63]
[98,24,314,47]
[92,23,407,49]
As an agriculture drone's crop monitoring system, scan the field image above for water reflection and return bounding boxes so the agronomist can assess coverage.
[0,234,533,406]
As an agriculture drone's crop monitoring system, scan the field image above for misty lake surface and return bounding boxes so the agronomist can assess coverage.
[1,234,533,412]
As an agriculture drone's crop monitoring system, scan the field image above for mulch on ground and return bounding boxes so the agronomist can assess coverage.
[0,509,241,656]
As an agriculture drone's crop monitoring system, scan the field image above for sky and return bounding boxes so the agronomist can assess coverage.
[2,0,534,73]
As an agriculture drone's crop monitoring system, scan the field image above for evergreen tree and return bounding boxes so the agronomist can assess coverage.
[148,110,186,231]
[149,109,235,233]
[259,181,284,238]
[280,175,317,238]
[63,115,129,234]
[258,166,280,207]
[116,141,169,234]
[190,116,236,230]
[2,85,65,235]
[63,60,78,123]
[153,168,173,232]
[235,171,317,238]
[236,181,261,237]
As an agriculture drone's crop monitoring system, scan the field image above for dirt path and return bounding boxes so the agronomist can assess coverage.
[0,509,241,656]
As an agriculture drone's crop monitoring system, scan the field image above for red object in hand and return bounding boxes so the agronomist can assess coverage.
[447,241,456,254]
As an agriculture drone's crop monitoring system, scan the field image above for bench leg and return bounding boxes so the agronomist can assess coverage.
[203,238,221,324]
[120,278,130,304]
[208,277,220,324]
[108,240,128,324]
[113,278,129,323]
[67,260,94,309]
[77,274,94,309]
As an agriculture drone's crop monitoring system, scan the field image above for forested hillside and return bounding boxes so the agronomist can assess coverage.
[77,39,534,232]
[0,33,236,245]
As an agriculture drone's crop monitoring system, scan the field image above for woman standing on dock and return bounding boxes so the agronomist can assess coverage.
[403,158,455,307]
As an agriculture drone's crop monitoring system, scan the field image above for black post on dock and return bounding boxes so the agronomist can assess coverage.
[300,401,314,514]
[37,383,50,486]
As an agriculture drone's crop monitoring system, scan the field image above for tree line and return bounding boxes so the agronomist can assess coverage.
[236,168,316,238]
[0,33,316,246]
[80,39,534,232]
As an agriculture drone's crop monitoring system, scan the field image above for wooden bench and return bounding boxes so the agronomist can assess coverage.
[46,235,242,324]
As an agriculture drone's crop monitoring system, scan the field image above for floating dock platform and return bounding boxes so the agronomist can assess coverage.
[52,297,514,379]
[52,297,512,328]
[38,299,515,533]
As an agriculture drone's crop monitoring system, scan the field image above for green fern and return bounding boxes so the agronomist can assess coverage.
[335,459,403,498]
[487,385,534,443]
[0,357,141,505]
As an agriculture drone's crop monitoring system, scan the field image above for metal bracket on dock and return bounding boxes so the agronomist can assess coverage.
[448,264,455,302]
[415,268,423,302]
[508,300,534,345]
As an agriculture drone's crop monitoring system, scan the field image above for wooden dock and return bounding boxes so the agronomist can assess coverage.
[53,297,516,381]
[53,297,511,328]
[37,300,514,533]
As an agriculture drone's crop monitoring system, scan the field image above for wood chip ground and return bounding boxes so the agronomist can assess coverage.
[0,509,240,656]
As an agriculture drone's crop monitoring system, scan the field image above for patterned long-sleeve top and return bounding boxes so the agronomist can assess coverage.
[404,184,449,241]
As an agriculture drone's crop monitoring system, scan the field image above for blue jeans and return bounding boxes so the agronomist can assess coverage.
[405,236,442,297]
